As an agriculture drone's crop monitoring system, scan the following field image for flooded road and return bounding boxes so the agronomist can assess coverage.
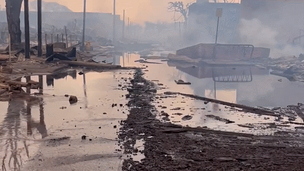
[1,53,304,170]
[0,69,133,171]
[114,54,304,134]
[98,53,304,108]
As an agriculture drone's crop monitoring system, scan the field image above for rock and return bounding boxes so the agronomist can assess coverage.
[162,116,170,121]
[182,115,193,121]
[64,94,69,97]
[81,135,87,140]
[69,96,78,104]
[161,111,169,117]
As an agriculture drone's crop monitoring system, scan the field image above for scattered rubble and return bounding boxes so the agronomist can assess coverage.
[175,79,191,85]
[206,115,235,124]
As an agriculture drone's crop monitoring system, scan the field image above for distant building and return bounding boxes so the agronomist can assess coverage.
[0,11,122,41]
[29,1,72,12]
[188,0,304,46]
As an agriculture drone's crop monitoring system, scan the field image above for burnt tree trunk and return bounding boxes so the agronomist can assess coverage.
[5,0,23,49]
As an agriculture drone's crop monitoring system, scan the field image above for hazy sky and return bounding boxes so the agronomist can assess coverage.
[0,0,196,23]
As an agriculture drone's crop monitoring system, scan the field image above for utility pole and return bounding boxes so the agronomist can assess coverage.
[81,0,87,51]
[122,9,125,40]
[65,26,68,47]
[37,0,42,57]
[215,8,222,44]
[113,0,116,45]
[127,17,130,38]
[213,8,222,60]
[24,0,30,59]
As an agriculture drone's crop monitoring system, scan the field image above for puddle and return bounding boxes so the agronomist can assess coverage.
[111,53,304,135]
[0,69,133,170]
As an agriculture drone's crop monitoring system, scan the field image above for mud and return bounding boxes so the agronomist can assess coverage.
[119,68,304,171]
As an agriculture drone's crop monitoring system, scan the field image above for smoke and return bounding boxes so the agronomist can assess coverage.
[25,0,194,24]
[239,18,304,58]
[239,19,277,48]
[239,1,304,58]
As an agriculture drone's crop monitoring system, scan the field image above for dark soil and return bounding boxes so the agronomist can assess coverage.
[119,69,304,171]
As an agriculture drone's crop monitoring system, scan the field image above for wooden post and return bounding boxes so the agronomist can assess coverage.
[8,34,11,64]
[81,0,87,51]
[65,26,68,47]
[24,0,30,59]
[113,0,116,45]
[45,34,48,45]
[122,10,125,40]
[37,0,42,57]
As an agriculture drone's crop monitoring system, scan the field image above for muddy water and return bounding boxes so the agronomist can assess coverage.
[114,54,304,135]
[1,53,304,170]
[0,69,133,171]
[108,53,304,108]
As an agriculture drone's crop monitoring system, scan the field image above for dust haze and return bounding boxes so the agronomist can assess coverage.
[0,0,194,23]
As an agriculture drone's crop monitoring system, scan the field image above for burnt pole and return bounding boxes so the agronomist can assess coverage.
[215,8,222,44]
[24,0,30,59]
[37,0,42,57]
[113,0,116,45]
[213,8,222,60]
[81,0,87,51]
[122,9,125,40]
[127,17,130,38]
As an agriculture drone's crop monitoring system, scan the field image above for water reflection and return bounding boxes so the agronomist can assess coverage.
[46,70,77,87]
[0,76,46,171]
[174,62,266,100]
[82,72,88,108]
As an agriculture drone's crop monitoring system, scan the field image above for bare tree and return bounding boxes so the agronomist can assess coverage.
[5,0,23,49]
[168,1,191,27]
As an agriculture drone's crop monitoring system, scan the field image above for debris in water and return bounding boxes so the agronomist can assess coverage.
[182,115,193,121]
[175,80,191,85]
[60,106,67,110]
[206,115,235,124]
[69,95,78,104]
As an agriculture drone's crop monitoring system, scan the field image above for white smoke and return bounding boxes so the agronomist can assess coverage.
[239,18,277,48]
[239,18,304,58]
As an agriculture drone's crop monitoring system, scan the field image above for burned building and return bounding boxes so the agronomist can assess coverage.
[188,1,241,44]
[188,0,304,46]
[0,11,122,42]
